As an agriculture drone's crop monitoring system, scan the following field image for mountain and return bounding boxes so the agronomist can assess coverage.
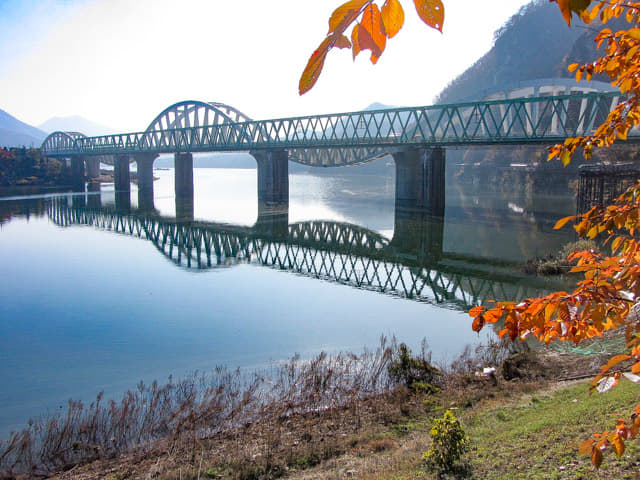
[38,115,119,137]
[0,109,47,147]
[435,0,626,104]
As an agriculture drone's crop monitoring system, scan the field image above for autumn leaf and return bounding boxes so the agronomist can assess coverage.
[299,37,332,95]
[329,0,369,34]
[413,0,444,32]
[359,3,387,63]
[554,0,593,26]
[381,0,404,38]
[591,446,603,468]
[579,439,594,456]
[554,215,574,230]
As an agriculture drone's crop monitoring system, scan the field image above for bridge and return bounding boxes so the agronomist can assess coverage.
[47,196,568,311]
[40,79,633,220]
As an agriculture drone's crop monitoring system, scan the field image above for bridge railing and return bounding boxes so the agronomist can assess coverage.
[45,92,627,157]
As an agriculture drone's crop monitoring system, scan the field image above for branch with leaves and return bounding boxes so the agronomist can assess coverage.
[308,0,640,469]
[299,0,444,95]
[548,1,640,164]
[470,181,640,467]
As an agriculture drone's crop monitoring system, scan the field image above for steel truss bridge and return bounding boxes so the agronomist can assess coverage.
[40,89,638,167]
[48,198,566,310]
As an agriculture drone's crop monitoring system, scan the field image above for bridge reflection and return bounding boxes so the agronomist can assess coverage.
[47,196,567,311]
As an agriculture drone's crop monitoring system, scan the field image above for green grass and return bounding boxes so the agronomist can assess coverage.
[464,380,640,479]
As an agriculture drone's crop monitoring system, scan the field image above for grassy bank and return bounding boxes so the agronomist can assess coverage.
[4,337,638,479]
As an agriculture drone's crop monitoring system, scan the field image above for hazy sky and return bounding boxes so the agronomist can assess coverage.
[0,0,535,131]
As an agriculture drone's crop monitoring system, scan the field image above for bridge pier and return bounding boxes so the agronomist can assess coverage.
[136,153,158,212]
[70,156,85,186]
[87,182,102,209]
[114,155,131,192]
[251,150,289,238]
[175,153,194,222]
[391,147,445,263]
[85,157,100,179]
[393,147,445,216]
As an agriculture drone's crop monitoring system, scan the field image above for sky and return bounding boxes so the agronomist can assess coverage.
[0,0,534,132]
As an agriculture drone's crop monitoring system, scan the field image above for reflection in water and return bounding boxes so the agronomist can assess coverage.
[48,197,569,310]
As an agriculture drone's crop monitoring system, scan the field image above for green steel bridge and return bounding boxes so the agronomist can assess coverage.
[47,197,568,310]
[41,91,635,165]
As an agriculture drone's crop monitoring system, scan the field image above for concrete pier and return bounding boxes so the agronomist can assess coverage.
[85,157,100,179]
[136,154,158,195]
[251,150,290,238]
[114,155,131,192]
[393,147,445,216]
[252,150,289,206]
[71,156,85,185]
[87,182,101,209]
[175,193,194,222]
[175,153,194,198]
[391,148,445,263]
[174,153,194,222]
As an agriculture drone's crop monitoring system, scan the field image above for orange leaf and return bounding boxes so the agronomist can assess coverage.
[591,446,603,468]
[360,3,386,63]
[579,439,594,456]
[381,0,404,38]
[472,315,485,332]
[413,0,444,32]
[556,0,573,25]
[469,306,485,317]
[554,216,574,230]
[611,435,625,457]
[351,24,361,59]
[299,38,331,95]
[606,354,631,369]
[329,0,369,34]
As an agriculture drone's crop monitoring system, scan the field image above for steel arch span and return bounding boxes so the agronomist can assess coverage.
[140,100,257,150]
[41,131,87,156]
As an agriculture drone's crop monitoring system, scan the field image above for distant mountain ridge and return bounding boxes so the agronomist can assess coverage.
[435,0,625,104]
[0,109,46,147]
[38,115,119,137]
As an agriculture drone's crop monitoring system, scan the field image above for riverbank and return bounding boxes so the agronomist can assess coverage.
[5,340,634,480]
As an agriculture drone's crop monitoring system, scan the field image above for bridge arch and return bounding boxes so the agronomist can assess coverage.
[144,100,253,132]
[41,131,87,156]
[141,100,256,150]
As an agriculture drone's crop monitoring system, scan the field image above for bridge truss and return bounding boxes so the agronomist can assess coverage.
[40,92,633,166]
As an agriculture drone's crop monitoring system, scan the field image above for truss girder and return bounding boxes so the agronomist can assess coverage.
[41,92,633,163]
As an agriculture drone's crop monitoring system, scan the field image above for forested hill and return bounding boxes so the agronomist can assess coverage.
[436,0,627,104]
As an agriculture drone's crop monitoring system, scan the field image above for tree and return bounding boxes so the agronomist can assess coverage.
[303,0,640,468]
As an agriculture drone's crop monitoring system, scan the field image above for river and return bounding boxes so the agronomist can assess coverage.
[0,159,576,437]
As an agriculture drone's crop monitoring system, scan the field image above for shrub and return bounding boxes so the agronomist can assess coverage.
[422,410,470,478]
[388,341,441,392]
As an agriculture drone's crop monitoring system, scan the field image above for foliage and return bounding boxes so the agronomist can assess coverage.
[422,410,470,478]
[388,341,442,392]
[467,1,640,468]
[0,146,71,186]
[299,0,444,94]
[548,1,640,165]
[310,0,640,470]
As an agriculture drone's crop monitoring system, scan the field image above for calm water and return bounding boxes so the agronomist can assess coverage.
[0,162,575,437]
